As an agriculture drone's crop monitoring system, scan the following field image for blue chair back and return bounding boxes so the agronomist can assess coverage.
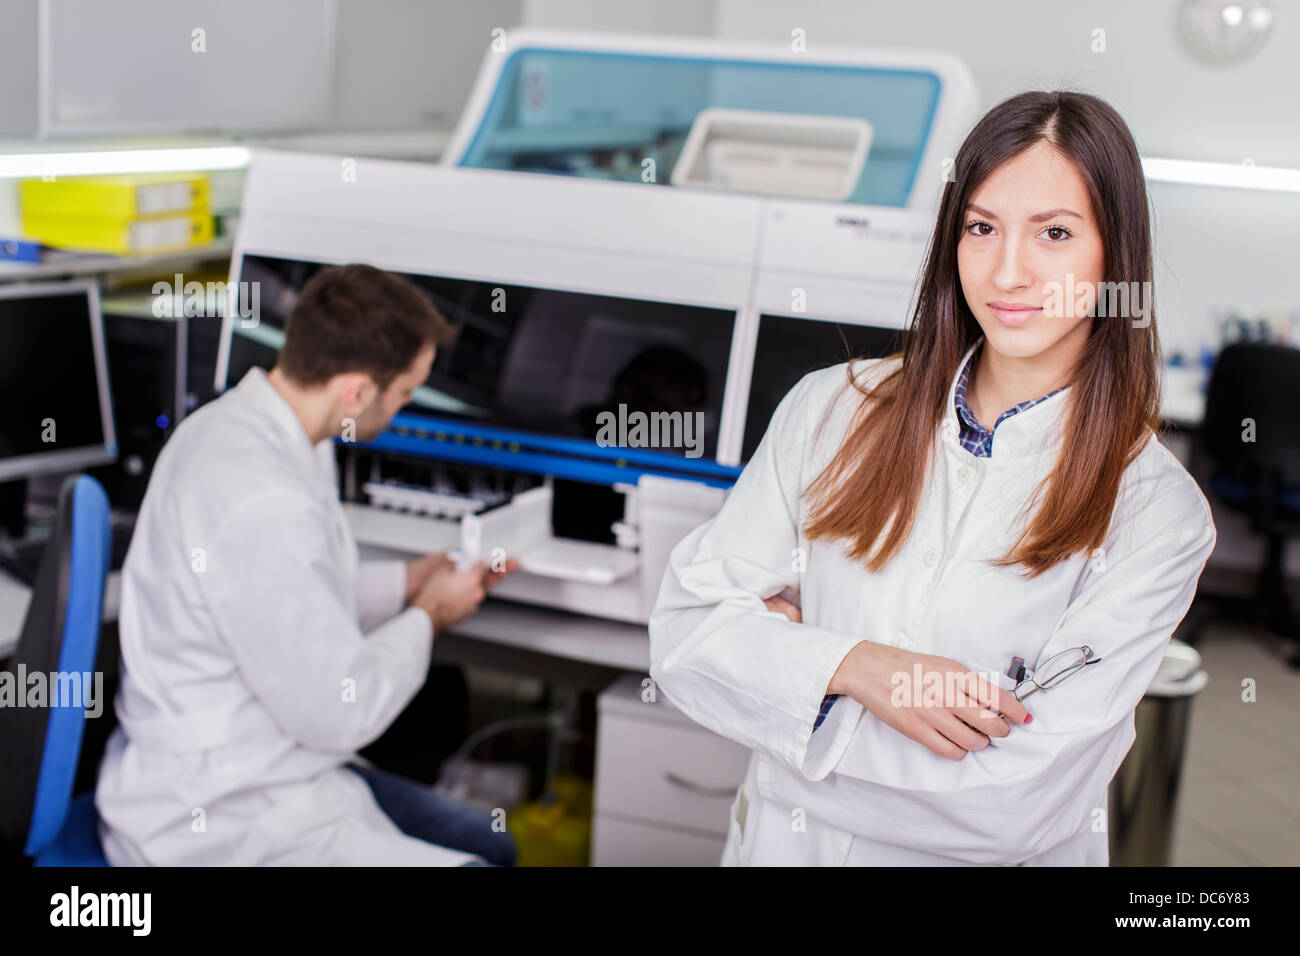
[0,475,111,859]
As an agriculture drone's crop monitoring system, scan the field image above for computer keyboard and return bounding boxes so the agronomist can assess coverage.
[0,519,135,587]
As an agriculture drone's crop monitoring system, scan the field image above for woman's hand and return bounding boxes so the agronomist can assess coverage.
[760,592,1028,758]
[829,642,1032,759]
[763,594,802,623]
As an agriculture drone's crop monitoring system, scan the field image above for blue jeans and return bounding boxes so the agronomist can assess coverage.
[347,762,517,866]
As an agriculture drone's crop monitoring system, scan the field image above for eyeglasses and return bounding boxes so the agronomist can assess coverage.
[1013,645,1103,701]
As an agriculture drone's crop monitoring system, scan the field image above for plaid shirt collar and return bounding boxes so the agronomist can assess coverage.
[952,342,1068,458]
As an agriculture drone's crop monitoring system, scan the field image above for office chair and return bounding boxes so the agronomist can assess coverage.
[0,474,112,865]
[1184,343,1300,668]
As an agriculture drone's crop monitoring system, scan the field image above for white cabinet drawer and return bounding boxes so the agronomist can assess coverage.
[595,709,750,836]
[592,813,726,867]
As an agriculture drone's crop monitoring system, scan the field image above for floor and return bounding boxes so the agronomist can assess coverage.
[1171,620,1300,866]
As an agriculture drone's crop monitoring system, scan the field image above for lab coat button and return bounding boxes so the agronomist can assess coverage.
[957,465,974,484]
[893,631,908,648]
[922,548,939,568]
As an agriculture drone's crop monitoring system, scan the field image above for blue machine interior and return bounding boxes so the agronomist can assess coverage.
[224,254,743,490]
[455,47,942,207]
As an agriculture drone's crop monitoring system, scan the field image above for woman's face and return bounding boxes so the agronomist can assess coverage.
[956,141,1105,363]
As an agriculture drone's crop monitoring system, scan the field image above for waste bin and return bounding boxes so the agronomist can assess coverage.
[1107,639,1208,866]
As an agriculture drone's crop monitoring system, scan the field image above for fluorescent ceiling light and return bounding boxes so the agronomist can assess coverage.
[1143,156,1300,193]
[0,146,251,178]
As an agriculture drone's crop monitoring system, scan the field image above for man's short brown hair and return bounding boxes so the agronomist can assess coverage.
[275,263,456,389]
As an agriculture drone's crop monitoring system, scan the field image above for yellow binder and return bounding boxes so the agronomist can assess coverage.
[20,173,211,221]
[22,211,215,255]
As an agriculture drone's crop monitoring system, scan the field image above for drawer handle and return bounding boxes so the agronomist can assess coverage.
[664,771,736,798]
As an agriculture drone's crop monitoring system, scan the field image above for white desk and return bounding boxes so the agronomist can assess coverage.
[1161,364,1207,429]
[0,570,121,661]
[0,564,647,671]
[445,598,647,671]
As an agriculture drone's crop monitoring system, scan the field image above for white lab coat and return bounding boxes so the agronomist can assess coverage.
[96,367,480,866]
[649,339,1217,866]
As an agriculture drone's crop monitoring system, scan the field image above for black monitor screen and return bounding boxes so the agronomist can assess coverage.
[742,314,904,462]
[226,254,736,461]
[0,290,107,464]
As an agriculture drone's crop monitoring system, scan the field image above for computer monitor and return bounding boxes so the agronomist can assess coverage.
[223,253,736,471]
[0,281,117,484]
[741,313,905,462]
[91,294,194,511]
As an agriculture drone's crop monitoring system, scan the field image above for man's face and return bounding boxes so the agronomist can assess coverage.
[351,344,435,441]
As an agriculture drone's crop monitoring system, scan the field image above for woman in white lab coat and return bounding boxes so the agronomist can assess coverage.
[649,90,1218,866]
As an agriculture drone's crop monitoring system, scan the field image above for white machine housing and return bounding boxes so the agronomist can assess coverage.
[216,34,981,624]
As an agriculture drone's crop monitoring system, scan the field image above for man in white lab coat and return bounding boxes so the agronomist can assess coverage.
[96,263,517,866]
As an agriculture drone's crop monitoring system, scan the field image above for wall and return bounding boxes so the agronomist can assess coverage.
[0,0,525,139]
[712,0,1300,358]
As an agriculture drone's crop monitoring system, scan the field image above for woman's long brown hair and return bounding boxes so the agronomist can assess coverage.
[802,90,1164,579]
